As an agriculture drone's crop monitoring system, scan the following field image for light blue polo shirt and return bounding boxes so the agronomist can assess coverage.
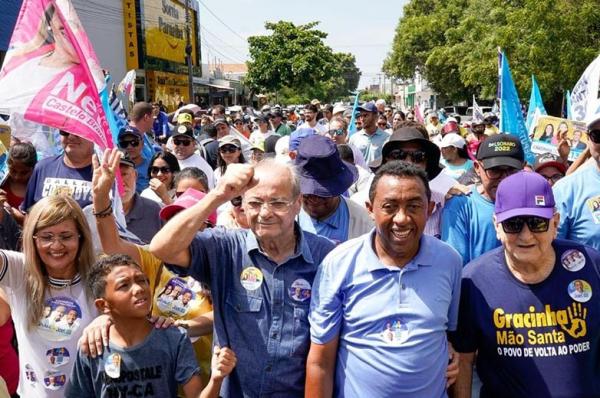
[553,164,600,251]
[348,128,390,164]
[309,230,462,398]
[297,198,349,245]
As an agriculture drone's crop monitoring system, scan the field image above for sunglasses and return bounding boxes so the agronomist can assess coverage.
[231,196,242,207]
[219,145,239,154]
[329,128,345,136]
[501,216,550,234]
[150,166,171,174]
[173,139,193,147]
[588,129,600,144]
[119,139,140,148]
[378,122,388,127]
[387,149,427,163]
[59,131,70,137]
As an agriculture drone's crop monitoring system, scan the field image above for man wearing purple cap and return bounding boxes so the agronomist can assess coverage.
[348,101,390,164]
[453,171,600,398]
[296,135,372,244]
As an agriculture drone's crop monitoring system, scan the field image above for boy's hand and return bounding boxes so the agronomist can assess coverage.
[78,314,113,358]
[211,346,237,381]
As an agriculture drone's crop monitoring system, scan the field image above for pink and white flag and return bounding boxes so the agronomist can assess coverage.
[0,0,113,149]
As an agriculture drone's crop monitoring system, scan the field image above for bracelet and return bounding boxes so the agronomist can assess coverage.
[93,204,113,218]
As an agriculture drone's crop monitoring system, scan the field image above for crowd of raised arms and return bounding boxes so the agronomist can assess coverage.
[0,97,599,398]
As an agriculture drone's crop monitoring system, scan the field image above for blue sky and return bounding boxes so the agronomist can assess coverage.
[198,0,409,89]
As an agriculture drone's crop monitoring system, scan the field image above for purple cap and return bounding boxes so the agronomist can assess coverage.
[494,171,555,222]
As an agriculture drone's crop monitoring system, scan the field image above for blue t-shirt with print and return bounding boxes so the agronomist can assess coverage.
[21,155,93,212]
[441,188,499,265]
[454,239,600,398]
[553,164,600,251]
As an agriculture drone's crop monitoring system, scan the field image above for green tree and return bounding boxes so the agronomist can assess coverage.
[246,21,361,103]
[383,0,600,113]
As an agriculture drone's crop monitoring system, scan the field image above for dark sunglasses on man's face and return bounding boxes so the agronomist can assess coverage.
[173,139,193,147]
[501,216,550,234]
[329,129,345,136]
[119,139,140,148]
[387,149,427,163]
[587,129,600,144]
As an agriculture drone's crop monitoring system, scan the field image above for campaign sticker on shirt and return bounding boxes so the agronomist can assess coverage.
[561,250,586,272]
[46,347,70,367]
[240,267,263,291]
[37,296,82,341]
[288,279,312,302]
[105,353,122,379]
[381,319,409,344]
[156,277,196,317]
[24,364,38,385]
[43,370,66,390]
[586,196,600,224]
[568,279,592,303]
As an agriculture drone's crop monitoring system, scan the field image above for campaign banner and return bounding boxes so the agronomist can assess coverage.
[0,0,113,149]
[526,75,547,132]
[531,115,587,162]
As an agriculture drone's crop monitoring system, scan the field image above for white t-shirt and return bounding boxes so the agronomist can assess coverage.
[0,251,96,397]
[140,187,176,205]
[178,153,216,189]
[249,130,276,146]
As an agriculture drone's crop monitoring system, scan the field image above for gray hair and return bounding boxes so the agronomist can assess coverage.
[253,158,301,198]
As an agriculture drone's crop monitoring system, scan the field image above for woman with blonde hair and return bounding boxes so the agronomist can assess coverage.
[0,195,96,397]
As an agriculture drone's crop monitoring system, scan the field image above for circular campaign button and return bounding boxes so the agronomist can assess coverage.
[240,267,264,291]
[561,249,586,272]
[568,279,592,303]
[288,279,312,302]
[46,347,70,367]
[37,296,82,342]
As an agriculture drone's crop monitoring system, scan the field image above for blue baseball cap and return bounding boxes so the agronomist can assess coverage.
[356,102,378,114]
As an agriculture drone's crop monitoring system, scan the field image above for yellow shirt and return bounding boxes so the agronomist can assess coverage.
[485,125,499,136]
[137,246,213,385]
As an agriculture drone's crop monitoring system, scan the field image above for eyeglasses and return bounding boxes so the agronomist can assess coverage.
[483,166,518,180]
[245,199,293,213]
[33,233,80,247]
[150,166,171,174]
[119,139,140,148]
[219,145,239,154]
[501,216,550,234]
[231,196,242,207]
[387,149,427,163]
[543,173,563,184]
[357,113,371,119]
[59,131,70,137]
[378,122,388,127]
[173,139,193,147]
[328,129,345,136]
[588,129,600,144]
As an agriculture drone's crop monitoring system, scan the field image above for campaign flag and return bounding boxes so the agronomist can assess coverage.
[566,90,573,120]
[496,48,503,100]
[347,91,360,137]
[571,55,600,124]
[0,0,113,150]
[526,75,547,131]
[110,86,128,123]
[117,69,136,103]
[472,96,484,122]
[499,51,535,165]
[414,103,425,124]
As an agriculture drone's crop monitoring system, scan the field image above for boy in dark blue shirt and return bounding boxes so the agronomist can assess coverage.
[66,254,236,397]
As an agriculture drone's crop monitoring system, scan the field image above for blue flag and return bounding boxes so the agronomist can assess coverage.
[526,75,547,131]
[347,91,360,137]
[499,52,535,165]
[566,90,573,119]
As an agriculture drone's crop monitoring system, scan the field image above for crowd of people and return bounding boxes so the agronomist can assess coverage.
[0,96,599,398]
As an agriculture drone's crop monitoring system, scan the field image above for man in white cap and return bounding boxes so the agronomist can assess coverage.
[553,115,600,250]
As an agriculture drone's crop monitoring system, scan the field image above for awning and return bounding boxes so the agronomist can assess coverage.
[206,83,234,91]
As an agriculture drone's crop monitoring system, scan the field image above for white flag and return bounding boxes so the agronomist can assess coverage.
[570,54,600,124]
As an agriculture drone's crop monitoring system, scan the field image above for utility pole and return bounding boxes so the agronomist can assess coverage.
[185,0,194,103]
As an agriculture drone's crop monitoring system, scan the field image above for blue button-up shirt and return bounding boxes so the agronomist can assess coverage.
[348,128,390,164]
[297,198,349,245]
[310,230,462,398]
[172,225,335,398]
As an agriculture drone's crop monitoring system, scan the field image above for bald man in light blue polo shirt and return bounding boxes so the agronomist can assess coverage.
[305,161,462,398]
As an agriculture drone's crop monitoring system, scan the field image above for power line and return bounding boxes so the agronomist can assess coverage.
[200,25,248,61]
[197,0,247,42]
